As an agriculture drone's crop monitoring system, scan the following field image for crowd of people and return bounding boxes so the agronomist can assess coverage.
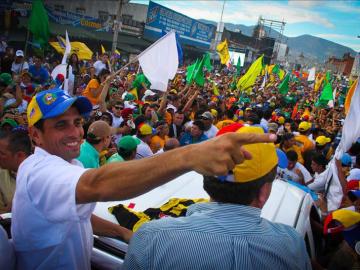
[0,42,359,269]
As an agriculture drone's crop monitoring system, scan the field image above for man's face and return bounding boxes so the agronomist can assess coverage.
[102,54,109,63]
[287,160,296,170]
[34,57,42,68]
[112,104,123,117]
[30,107,84,162]
[190,124,202,138]
[311,160,323,174]
[145,107,153,120]
[0,138,18,171]
[201,118,212,130]
[173,113,184,126]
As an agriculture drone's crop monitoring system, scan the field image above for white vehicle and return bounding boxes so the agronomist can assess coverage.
[0,172,320,269]
[91,172,320,269]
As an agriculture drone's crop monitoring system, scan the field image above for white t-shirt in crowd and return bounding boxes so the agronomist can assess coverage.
[283,162,312,184]
[11,147,95,269]
[307,171,327,192]
[135,136,153,159]
[11,61,29,75]
[204,125,219,139]
[93,60,107,76]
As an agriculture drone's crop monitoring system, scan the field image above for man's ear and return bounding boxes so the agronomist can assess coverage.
[257,182,272,209]
[29,126,42,146]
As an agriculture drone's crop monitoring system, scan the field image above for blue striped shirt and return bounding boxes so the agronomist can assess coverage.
[123,202,311,270]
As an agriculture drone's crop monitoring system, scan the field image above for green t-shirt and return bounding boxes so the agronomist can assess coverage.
[77,141,100,168]
[106,153,125,164]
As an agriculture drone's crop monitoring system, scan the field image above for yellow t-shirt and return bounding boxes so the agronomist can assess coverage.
[82,79,100,105]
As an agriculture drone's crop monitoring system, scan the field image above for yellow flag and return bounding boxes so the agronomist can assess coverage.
[314,73,324,92]
[49,41,93,60]
[115,49,121,56]
[345,79,358,115]
[216,40,230,65]
[101,44,106,54]
[268,64,275,74]
[237,55,264,93]
[279,69,285,80]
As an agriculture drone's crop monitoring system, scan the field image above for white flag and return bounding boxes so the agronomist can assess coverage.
[322,80,360,211]
[138,31,178,92]
[61,30,71,65]
[307,67,316,81]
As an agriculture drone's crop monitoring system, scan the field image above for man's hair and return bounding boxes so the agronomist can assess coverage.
[118,147,135,160]
[0,130,32,156]
[286,150,298,162]
[224,109,234,119]
[192,120,205,131]
[203,166,277,205]
[312,153,328,167]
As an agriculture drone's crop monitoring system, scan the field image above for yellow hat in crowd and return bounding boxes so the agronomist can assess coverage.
[316,136,331,146]
[277,116,285,124]
[298,121,311,132]
[218,126,278,183]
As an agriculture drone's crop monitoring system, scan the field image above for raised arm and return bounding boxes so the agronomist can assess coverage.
[76,132,276,204]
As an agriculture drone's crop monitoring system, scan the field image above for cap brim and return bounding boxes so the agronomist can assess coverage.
[348,190,360,202]
[43,96,92,119]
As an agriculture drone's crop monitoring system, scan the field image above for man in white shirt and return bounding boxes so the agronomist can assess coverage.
[93,53,110,76]
[12,88,276,269]
[135,123,154,159]
[201,111,218,139]
[283,150,312,184]
[11,50,29,75]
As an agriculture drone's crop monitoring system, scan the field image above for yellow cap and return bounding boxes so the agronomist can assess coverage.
[277,116,285,124]
[210,109,218,118]
[138,123,153,136]
[232,126,278,183]
[299,121,311,132]
[316,135,331,146]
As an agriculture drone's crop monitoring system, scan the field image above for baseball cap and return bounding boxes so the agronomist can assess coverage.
[277,116,285,124]
[341,153,352,167]
[138,123,153,136]
[15,50,24,57]
[118,135,141,151]
[0,118,18,128]
[201,111,214,120]
[267,122,278,133]
[27,88,92,127]
[298,121,311,132]
[166,104,177,112]
[87,120,112,139]
[0,73,13,86]
[316,136,331,146]
[124,93,135,101]
[218,126,278,183]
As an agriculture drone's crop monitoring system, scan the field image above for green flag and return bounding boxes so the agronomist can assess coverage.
[237,55,263,93]
[28,0,50,47]
[186,59,199,84]
[272,64,280,75]
[203,53,213,71]
[132,73,150,90]
[319,82,333,102]
[193,56,205,86]
[278,73,290,95]
[236,56,241,76]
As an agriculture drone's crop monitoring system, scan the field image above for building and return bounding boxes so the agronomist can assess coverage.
[325,53,354,76]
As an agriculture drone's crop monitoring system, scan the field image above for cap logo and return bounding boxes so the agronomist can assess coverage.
[43,93,57,105]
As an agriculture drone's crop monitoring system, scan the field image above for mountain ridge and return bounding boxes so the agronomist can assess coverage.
[199,19,356,62]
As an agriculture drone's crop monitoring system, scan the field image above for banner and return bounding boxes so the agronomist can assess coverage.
[144,1,215,49]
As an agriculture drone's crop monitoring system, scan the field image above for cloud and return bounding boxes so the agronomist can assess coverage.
[288,1,320,8]
[160,2,335,28]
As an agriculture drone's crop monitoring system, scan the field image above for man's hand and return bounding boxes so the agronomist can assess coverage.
[188,132,277,176]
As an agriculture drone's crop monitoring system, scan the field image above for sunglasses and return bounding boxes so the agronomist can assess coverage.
[114,106,123,110]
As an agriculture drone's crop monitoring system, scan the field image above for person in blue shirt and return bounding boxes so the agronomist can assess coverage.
[124,126,311,270]
[180,120,208,146]
[28,56,49,85]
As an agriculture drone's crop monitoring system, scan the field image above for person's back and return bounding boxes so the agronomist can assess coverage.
[124,202,309,270]
[124,126,311,270]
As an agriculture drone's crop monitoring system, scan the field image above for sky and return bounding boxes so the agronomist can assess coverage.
[131,0,360,52]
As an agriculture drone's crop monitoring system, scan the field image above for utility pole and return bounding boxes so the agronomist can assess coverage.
[112,0,123,53]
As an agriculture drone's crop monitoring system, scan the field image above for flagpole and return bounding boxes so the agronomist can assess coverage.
[24,29,30,57]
